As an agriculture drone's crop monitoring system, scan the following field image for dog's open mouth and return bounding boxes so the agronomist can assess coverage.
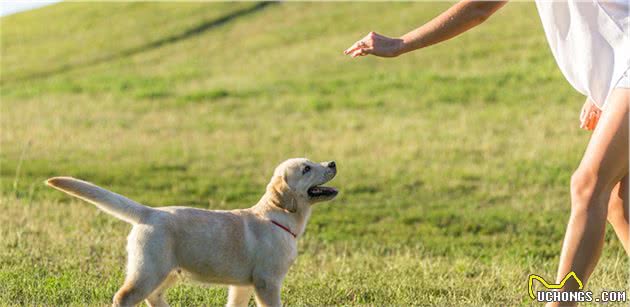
[307,185,338,198]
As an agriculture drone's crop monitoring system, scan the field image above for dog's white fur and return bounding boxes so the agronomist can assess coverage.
[46,158,338,307]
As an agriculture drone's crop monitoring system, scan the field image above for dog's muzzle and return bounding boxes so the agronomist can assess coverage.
[307,161,338,198]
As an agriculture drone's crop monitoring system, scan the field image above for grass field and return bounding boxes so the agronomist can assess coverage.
[1,2,628,306]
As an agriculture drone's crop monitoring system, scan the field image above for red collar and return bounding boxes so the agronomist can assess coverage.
[271,220,297,238]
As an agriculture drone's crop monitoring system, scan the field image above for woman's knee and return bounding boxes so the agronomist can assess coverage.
[570,167,614,212]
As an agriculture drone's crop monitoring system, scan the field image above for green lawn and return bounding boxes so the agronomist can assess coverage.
[1,2,628,306]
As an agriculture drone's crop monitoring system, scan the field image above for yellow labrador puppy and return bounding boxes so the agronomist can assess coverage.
[46,158,338,307]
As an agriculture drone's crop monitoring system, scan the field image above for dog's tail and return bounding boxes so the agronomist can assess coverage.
[46,177,153,224]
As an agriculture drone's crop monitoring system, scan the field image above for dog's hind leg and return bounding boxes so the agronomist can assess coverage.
[113,259,173,307]
[113,226,174,307]
[227,285,254,307]
[113,272,168,307]
[145,272,178,307]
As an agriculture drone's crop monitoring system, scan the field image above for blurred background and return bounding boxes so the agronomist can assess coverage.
[1,1,628,305]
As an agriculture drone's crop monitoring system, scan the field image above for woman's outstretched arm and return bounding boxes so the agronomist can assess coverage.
[344,1,507,58]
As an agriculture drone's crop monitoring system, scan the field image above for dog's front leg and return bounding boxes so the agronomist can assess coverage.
[227,286,254,307]
[252,277,282,307]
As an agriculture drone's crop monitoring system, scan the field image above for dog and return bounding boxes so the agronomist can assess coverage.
[46,158,338,307]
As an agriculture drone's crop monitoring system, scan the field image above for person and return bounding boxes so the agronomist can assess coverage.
[344,1,629,306]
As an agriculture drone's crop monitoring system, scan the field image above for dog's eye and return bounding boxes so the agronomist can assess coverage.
[302,166,311,174]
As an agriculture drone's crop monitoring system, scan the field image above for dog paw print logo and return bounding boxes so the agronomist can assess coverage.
[528,271,583,300]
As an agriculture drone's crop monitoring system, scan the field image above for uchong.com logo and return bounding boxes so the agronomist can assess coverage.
[528,271,627,304]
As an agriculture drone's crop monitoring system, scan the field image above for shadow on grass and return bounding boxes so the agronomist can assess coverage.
[5,1,278,83]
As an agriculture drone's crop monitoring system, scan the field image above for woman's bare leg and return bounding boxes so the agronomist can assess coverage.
[547,89,629,307]
[607,175,629,254]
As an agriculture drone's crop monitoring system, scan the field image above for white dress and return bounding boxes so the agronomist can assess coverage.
[535,0,629,109]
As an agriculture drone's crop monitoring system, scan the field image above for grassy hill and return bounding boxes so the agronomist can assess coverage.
[1,2,628,305]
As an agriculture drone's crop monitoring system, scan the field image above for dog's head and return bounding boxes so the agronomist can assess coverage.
[266,158,338,212]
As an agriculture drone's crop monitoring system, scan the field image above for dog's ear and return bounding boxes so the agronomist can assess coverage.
[267,175,298,213]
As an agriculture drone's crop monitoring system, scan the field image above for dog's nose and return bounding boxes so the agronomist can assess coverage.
[328,161,336,169]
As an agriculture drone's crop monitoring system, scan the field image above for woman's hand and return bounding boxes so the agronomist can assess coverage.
[344,32,404,58]
[579,97,602,131]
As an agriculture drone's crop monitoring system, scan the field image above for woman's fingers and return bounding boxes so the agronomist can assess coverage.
[344,32,381,55]
[350,47,374,57]
[345,43,368,55]
[344,41,362,55]
[345,32,403,58]
[580,98,592,122]
[350,49,364,57]
[345,33,371,54]
[347,43,368,54]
